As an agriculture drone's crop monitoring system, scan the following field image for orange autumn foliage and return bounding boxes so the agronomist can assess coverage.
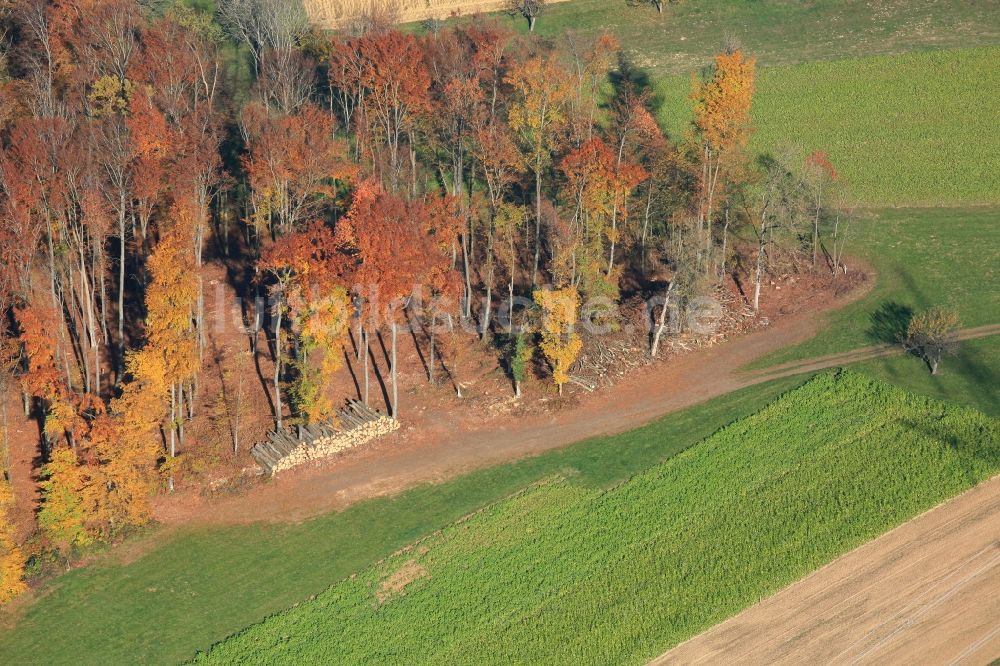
[261,222,355,422]
[690,49,756,226]
[16,305,87,446]
[691,50,756,159]
[558,138,647,291]
[144,217,200,390]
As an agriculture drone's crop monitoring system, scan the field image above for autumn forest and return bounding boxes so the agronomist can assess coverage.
[0,0,852,602]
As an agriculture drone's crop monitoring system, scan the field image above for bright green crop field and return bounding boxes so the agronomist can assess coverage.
[195,372,1000,664]
[657,47,1000,206]
[0,374,810,665]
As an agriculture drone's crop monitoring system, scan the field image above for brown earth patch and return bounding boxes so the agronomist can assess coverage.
[376,559,429,603]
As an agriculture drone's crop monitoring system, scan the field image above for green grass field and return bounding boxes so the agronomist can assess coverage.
[0,375,811,665]
[194,372,1000,664]
[460,0,1000,76]
[656,47,1000,205]
[856,336,1000,419]
[755,207,1000,367]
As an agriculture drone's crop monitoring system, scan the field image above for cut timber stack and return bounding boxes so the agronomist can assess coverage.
[250,400,400,475]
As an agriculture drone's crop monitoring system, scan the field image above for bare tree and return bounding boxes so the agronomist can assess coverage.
[627,0,670,14]
[506,0,544,31]
[742,152,806,312]
[347,0,401,36]
[257,47,316,113]
[217,0,309,75]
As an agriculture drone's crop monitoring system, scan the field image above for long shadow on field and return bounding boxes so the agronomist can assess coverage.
[867,301,914,344]
[609,53,664,123]
[948,343,1000,417]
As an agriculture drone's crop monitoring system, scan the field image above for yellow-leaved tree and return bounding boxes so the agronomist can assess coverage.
[534,287,583,395]
[290,285,353,424]
[690,49,756,270]
[143,215,200,489]
[0,472,26,603]
[98,351,167,527]
[507,56,573,285]
[37,445,94,547]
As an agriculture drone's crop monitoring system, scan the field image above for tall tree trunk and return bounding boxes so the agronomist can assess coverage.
[118,199,126,373]
[508,276,515,334]
[753,229,766,312]
[719,205,730,284]
[363,327,370,405]
[640,182,652,274]
[532,154,543,286]
[429,318,436,385]
[482,285,492,341]
[650,281,676,358]
[461,233,473,319]
[812,204,821,270]
[168,384,176,492]
[390,321,398,417]
[273,307,283,430]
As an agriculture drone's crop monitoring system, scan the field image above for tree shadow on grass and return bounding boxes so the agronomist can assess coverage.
[608,52,664,118]
[947,342,1000,418]
[867,301,914,344]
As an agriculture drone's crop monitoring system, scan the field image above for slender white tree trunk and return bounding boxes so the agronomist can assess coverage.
[391,321,398,417]
[650,281,676,358]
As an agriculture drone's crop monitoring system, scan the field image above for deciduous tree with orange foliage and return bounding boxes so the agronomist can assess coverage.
[690,49,756,268]
[560,137,647,295]
[339,182,461,414]
[241,102,353,239]
[259,220,354,425]
[356,31,431,192]
[17,305,87,449]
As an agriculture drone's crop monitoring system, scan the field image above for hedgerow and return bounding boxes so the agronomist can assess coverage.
[196,371,1000,664]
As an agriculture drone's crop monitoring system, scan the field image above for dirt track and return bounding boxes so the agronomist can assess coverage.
[653,473,1000,666]
[155,281,868,525]
[153,271,997,527]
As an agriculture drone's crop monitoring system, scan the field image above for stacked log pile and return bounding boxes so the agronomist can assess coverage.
[251,400,400,475]
[571,289,764,386]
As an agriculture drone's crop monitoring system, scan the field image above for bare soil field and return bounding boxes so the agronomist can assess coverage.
[653,473,1000,666]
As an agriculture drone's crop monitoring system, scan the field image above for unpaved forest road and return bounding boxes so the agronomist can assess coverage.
[653,473,1000,666]
[156,274,1000,526]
